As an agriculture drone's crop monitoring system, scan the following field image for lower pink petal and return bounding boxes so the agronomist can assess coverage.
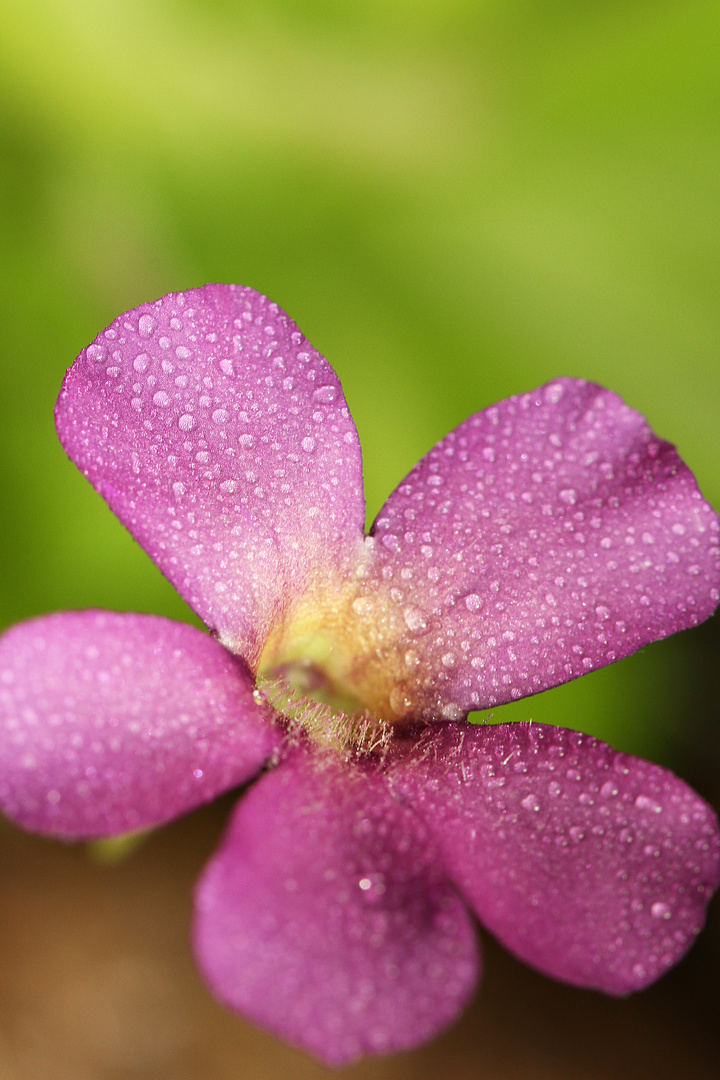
[389,721,720,993]
[193,746,478,1066]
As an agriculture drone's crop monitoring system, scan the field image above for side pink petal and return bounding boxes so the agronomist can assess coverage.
[389,722,720,994]
[193,746,478,1066]
[367,379,720,716]
[0,612,277,839]
[56,286,366,664]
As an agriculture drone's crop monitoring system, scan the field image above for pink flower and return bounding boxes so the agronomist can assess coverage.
[1,284,718,1066]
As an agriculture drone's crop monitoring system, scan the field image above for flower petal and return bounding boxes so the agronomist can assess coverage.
[0,612,277,838]
[366,378,720,716]
[193,746,478,1066]
[389,721,720,994]
[56,286,366,663]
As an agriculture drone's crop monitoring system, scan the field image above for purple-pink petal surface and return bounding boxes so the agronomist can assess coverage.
[4,282,719,1066]
[194,746,478,1066]
[366,378,720,717]
[0,612,277,838]
[56,285,366,664]
[389,722,720,993]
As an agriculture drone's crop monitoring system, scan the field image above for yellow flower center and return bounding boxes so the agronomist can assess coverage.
[256,576,421,752]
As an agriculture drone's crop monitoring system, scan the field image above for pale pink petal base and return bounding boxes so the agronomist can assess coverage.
[389,721,720,993]
[0,612,277,838]
[194,747,479,1066]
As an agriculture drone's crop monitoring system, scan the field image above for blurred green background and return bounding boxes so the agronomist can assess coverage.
[2,0,718,764]
[0,2,719,1076]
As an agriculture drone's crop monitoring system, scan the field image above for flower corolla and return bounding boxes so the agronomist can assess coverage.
[0,285,718,1065]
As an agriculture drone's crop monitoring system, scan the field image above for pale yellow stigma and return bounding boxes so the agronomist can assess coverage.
[254,675,393,757]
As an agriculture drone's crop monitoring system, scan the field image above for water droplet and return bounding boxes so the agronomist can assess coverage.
[465,593,483,612]
[403,607,427,632]
[313,385,337,404]
[521,794,540,812]
[389,686,413,715]
[138,314,156,337]
[559,488,577,505]
[178,413,195,431]
[153,391,170,407]
[212,409,228,425]
[133,354,149,372]
[544,382,565,404]
[301,436,316,453]
[651,902,671,920]
[634,794,663,814]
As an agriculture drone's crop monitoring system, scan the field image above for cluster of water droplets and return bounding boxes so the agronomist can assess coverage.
[391,722,719,991]
[195,745,477,1065]
[350,378,720,719]
[0,612,274,837]
[58,286,366,661]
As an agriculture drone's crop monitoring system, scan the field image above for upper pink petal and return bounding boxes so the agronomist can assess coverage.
[193,746,478,1066]
[56,286,366,664]
[388,721,720,994]
[366,378,720,716]
[0,612,277,839]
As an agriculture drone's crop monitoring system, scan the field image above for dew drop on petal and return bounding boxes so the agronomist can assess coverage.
[313,385,337,404]
[403,607,427,632]
[138,314,156,338]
